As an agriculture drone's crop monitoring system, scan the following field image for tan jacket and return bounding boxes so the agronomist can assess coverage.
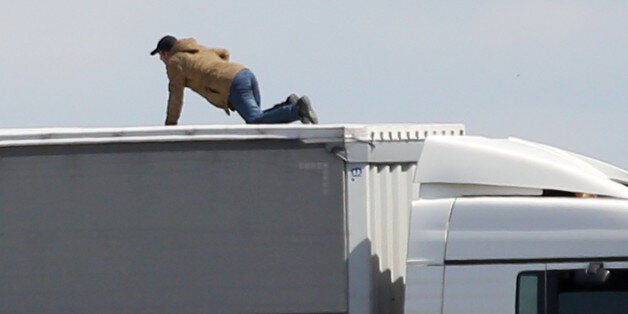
[164,38,245,125]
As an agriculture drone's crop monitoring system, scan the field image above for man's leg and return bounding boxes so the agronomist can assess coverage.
[229,70,301,124]
[229,70,263,123]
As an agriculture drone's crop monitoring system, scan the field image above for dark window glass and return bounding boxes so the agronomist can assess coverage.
[548,268,628,314]
[517,272,545,314]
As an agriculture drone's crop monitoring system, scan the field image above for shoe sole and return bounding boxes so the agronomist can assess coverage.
[298,96,318,124]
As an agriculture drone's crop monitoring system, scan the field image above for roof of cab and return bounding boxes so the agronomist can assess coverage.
[416,136,628,199]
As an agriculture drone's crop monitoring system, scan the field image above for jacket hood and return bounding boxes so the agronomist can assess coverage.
[171,38,201,54]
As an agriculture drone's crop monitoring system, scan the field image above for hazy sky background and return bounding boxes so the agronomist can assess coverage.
[1,1,626,168]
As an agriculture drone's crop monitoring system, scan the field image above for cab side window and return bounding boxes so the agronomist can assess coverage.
[547,268,628,314]
[517,266,628,314]
[517,272,545,314]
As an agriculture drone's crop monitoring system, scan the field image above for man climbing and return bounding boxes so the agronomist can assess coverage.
[150,35,318,125]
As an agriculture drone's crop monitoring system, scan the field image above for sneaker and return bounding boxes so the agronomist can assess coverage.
[296,96,318,124]
[271,93,299,109]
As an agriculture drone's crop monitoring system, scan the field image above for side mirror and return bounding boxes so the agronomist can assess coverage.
[573,262,611,287]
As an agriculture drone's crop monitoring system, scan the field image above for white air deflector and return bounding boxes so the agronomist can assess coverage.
[416,136,628,199]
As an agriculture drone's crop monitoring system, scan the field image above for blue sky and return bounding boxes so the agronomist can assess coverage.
[1,1,626,168]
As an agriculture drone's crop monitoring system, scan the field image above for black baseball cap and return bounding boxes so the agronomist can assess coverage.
[150,35,177,55]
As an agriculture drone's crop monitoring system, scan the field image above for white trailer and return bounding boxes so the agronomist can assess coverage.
[1,124,627,314]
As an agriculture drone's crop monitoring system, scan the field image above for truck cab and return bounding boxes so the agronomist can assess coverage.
[406,136,628,313]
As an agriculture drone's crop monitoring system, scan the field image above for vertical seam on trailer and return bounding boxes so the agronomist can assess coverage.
[440,198,457,313]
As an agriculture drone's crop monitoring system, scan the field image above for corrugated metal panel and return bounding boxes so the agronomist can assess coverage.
[368,163,418,314]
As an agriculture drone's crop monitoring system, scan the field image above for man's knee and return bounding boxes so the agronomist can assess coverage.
[243,114,264,124]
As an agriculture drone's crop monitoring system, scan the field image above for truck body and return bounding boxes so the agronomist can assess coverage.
[1,124,627,313]
[406,137,628,314]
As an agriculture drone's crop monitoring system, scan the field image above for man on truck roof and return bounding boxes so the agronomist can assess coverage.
[150,35,318,125]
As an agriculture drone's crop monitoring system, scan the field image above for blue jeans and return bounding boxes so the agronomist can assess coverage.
[228,69,300,124]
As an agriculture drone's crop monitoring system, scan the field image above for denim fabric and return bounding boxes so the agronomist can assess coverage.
[228,69,300,124]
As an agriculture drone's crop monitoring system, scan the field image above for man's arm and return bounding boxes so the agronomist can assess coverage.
[165,63,186,125]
